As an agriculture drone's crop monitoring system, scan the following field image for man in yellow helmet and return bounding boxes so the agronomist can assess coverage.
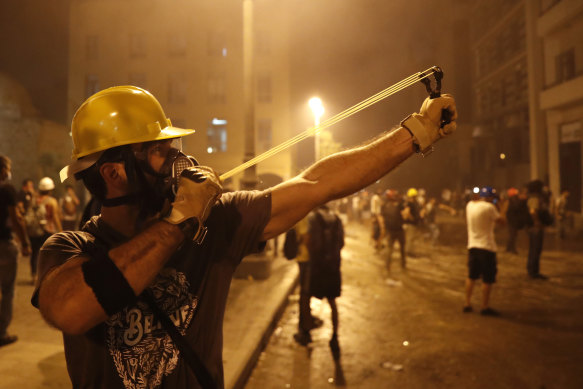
[32,86,457,388]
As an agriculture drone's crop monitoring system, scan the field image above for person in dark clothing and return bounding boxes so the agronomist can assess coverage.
[403,188,422,257]
[16,178,35,214]
[0,156,31,347]
[505,188,529,254]
[307,205,344,359]
[526,180,548,279]
[382,189,406,271]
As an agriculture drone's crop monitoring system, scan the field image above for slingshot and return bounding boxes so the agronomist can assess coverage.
[220,66,448,181]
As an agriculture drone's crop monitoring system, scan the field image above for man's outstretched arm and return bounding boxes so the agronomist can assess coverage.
[262,94,457,240]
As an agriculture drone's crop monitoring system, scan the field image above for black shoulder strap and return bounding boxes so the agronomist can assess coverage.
[89,233,216,389]
[142,290,216,389]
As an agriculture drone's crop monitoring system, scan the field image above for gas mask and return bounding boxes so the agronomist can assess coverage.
[135,138,198,202]
[100,139,198,215]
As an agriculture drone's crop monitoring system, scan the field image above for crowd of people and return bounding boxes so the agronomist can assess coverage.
[326,178,571,318]
[0,166,82,347]
[16,178,81,283]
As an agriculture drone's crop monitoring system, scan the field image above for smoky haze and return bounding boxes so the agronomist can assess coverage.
[289,0,461,194]
[0,0,465,195]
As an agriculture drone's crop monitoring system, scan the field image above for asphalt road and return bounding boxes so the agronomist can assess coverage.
[245,219,583,389]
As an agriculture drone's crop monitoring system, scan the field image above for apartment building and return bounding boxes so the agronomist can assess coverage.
[468,0,583,223]
[469,0,531,190]
[536,0,583,215]
[68,0,293,189]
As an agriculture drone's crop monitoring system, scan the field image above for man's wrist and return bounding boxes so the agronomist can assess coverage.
[401,113,435,156]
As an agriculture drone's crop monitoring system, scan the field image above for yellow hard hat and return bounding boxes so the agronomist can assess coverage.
[407,188,418,197]
[60,86,195,181]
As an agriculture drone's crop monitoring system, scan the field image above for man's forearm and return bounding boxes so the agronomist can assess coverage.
[39,220,184,334]
[301,127,415,202]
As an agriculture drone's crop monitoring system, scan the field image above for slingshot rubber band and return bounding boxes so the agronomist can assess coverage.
[220,66,439,181]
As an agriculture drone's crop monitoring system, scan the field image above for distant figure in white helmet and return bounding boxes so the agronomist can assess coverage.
[26,177,62,283]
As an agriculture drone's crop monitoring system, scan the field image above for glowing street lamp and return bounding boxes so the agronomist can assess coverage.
[309,97,325,161]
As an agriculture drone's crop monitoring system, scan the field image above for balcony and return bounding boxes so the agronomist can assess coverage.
[540,73,583,110]
[537,0,583,36]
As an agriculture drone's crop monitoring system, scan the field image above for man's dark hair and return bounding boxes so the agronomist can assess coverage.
[75,145,129,201]
[22,178,33,186]
[526,179,544,195]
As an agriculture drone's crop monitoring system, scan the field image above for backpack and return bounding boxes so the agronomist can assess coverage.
[311,210,344,263]
[526,196,554,227]
[538,207,554,226]
[23,202,47,237]
[283,228,299,260]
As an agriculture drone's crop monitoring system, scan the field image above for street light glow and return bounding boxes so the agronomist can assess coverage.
[308,97,324,125]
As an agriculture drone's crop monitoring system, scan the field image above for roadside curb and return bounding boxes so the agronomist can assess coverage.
[232,272,298,389]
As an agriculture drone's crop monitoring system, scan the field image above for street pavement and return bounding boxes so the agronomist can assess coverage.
[0,241,298,389]
[245,218,583,389]
[1,216,582,389]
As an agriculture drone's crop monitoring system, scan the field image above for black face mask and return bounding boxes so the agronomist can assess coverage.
[136,147,198,202]
[100,146,198,213]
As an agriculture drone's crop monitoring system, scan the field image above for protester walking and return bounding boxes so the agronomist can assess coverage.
[504,187,529,254]
[526,180,552,279]
[0,156,31,347]
[25,177,61,283]
[307,204,345,359]
[403,188,422,257]
[382,189,406,271]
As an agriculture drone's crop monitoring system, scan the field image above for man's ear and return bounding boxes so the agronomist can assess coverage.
[99,162,126,189]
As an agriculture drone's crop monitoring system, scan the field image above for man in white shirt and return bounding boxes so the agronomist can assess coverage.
[464,187,503,316]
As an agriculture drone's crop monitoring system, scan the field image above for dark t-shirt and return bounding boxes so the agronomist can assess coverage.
[382,200,404,231]
[0,183,17,240]
[33,191,271,389]
[308,208,344,299]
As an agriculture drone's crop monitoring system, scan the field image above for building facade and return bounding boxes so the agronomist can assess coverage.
[469,0,531,191]
[68,0,293,189]
[536,0,583,217]
[468,0,583,225]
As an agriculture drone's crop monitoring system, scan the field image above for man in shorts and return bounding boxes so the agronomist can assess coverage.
[464,187,503,316]
[308,204,344,359]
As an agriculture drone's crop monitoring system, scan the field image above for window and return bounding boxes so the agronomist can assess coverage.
[128,73,147,89]
[129,34,147,59]
[257,74,272,103]
[207,118,228,153]
[556,48,575,84]
[207,73,226,104]
[86,35,99,60]
[257,118,272,151]
[168,73,186,104]
[207,31,227,57]
[85,74,100,98]
[168,35,187,57]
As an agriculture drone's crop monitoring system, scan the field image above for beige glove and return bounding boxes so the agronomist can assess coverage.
[401,94,458,155]
[163,166,222,244]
